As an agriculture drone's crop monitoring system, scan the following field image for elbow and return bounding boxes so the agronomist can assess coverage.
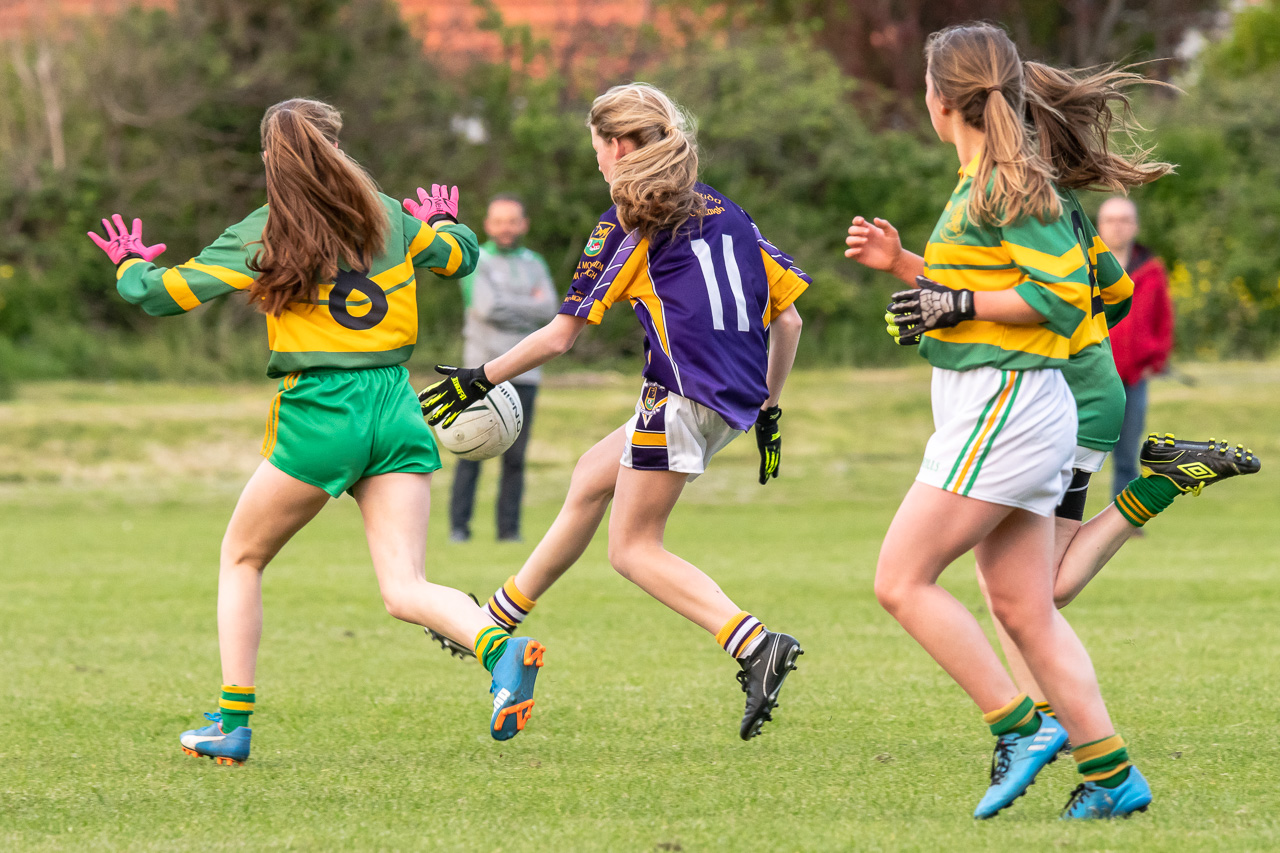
[777,305,803,335]
[550,331,576,356]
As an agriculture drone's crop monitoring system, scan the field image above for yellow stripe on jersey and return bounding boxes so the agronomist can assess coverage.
[923,242,1012,269]
[585,237,652,324]
[116,258,145,279]
[266,280,418,354]
[1002,240,1087,280]
[430,232,463,277]
[924,320,1069,361]
[407,221,437,259]
[162,268,202,312]
[177,261,255,291]
[625,263,677,363]
[759,250,809,326]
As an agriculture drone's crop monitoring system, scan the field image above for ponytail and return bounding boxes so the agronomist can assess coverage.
[248,98,388,317]
[1023,61,1174,192]
[588,83,701,240]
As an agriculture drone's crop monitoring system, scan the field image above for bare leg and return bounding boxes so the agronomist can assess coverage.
[874,482,1020,711]
[607,466,742,634]
[351,472,494,648]
[1052,504,1138,607]
[979,510,1116,744]
[218,460,330,685]
[511,428,625,599]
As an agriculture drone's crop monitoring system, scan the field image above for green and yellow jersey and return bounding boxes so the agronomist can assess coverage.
[921,157,1134,450]
[116,194,478,377]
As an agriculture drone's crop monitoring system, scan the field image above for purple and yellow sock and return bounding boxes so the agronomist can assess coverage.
[485,576,535,632]
[474,626,510,673]
[1073,733,1131,788]
[219,685,255,733]
[983,693,1041,737]
[1115,476,1181,527]
[1034,700,1056,719]
[716,611,766,659]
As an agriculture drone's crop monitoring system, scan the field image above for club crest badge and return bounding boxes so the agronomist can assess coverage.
[584,221,615,257]
[639,383,662,427]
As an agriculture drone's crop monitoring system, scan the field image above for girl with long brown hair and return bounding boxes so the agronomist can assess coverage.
[88,98,547,764]
[843,24,1166,819]
[420,83,809,740]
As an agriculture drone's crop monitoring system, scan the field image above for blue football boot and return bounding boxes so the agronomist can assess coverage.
[179,713,251,766]
[1061,766,1152,819]
[489,637,545,741]
[973,712,1068,819]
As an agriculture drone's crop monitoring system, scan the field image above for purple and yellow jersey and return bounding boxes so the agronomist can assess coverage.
[115,193,478,377]
[559,183,809,430]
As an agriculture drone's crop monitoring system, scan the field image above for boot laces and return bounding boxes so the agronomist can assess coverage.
[989,736,1016,783]
[1063,782,1091,814]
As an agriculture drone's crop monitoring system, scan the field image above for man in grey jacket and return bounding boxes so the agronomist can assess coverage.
[450,194,559,542]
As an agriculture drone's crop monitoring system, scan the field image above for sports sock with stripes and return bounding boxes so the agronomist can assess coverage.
[219,685,255,733]
[983,693,1041,737]
[474,626,510,673]
[485,576,535,632]
[1073,733,1131,788]
[716,611,766,658]
[1033,700,1056,719]
[1114,476,1180,527]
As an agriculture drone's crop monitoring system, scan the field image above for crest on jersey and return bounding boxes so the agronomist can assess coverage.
[584,221,615,256]
[639,383,665,427]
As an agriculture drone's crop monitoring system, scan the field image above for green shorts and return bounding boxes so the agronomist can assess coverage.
[261,364,442,497]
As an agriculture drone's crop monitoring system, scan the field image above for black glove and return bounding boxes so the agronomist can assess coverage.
[884,309,922,346]
[754,405,782,485]
[887,275,975,340]
[418,364,494,428]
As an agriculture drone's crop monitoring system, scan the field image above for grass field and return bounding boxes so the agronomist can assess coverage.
[2,363,1278,851]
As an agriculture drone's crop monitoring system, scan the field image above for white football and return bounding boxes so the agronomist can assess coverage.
[432,381,524,461]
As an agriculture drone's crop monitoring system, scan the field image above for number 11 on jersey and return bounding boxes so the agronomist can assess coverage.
[692,235,750,332]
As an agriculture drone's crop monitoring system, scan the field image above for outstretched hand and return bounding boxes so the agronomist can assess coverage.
[87,214,167,265]
[419,364,494,428]
[403,185,460,225]
[844,216,902,272]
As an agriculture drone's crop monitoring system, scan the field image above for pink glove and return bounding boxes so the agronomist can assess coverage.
[87,214,167,265]
[403,184,459,225]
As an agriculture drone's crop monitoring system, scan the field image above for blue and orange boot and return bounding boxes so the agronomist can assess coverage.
[179,713,251,766]
[489,637,545,741]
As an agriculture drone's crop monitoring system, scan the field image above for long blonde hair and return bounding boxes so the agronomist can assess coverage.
[925,24,1060,226]
[588,83,701,239]
[248,98,388,316]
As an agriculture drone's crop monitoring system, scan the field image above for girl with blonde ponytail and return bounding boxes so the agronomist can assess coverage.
[89,98,550,764]
[843,24,1164,820]
[420,83,810,740]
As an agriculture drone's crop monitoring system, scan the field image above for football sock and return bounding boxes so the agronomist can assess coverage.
[716,611,765,658]
[1034,700,1056,719]
[219,685,255,733]
[474,626,510,673]
[1073,734,1131,788]
[1114,476,1180,527]
[485,576,535,632]
[984,693,1041,737]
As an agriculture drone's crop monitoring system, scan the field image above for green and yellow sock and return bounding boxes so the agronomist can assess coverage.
[1073,733,1131,788]
[219,685,255,733]
[474,626,510,673]
[1034,700,1055,719]
[1114,475,1180,527]
[983,693,1040,737]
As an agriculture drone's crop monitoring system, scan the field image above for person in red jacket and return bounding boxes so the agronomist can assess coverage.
[1097,197,1175,500]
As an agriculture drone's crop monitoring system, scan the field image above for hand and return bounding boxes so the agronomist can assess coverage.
[403,185,459,226]
[87,214,167,265]
[845,216,902,272]
[884,309,922,346]
[754,405,782,485]
[419,364,494,427]
[888,276,975,336]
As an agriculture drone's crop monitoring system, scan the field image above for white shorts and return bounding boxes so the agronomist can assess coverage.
[1073,446,1109,474]
[621,381,742,480]
[917,366,1076,517]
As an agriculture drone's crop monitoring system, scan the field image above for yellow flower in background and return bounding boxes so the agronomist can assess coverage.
[0,265,13,279]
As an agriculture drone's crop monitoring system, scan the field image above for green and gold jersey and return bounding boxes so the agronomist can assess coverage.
[116,194,478,377]
[920,157,1132,375]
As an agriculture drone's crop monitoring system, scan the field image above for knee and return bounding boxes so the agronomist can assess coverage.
[379,582,417,623]
[568,462,614,508]
[607,538,637,581]
[989,596,1047,641]
[873,569,911,617]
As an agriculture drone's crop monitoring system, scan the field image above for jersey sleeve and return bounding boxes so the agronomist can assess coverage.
[404,215,479,280]
[115,225,257,317]
[1091,237,1133,328]
[558,209,644,325]
[747,217,811,324]
[1001,213,1092,340]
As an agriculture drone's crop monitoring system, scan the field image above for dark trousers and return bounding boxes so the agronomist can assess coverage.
[1111,379,1148,500]
[449,382,538,539]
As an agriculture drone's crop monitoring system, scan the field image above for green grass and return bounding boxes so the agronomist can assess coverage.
[2,364,1278,851]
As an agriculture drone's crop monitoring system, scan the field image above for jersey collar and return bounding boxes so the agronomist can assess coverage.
[958,153,981,179]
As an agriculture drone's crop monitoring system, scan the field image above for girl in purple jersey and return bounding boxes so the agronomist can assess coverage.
[421,83,808,740]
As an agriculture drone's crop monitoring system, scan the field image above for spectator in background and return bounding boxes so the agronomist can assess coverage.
[451,194,558,542]
[1098,196,1175,501]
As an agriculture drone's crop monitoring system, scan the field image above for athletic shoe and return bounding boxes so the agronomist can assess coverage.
[450,528,470,543]
[1061,766,1153,819]
[973,712,1068,818]
[736,631,803,741]
[1140,434,1261,495]
[179,713,251,766]
[489,637,545,741]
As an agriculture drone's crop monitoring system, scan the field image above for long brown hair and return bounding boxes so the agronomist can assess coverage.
[588,83,701,239]
[248,98,388,316]
[1023,61,1174,192]
[925,24,1060,226]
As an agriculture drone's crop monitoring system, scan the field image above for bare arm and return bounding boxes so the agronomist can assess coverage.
[763,305,802,408]
[973,290,1046,324]
[481,313,589,384]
